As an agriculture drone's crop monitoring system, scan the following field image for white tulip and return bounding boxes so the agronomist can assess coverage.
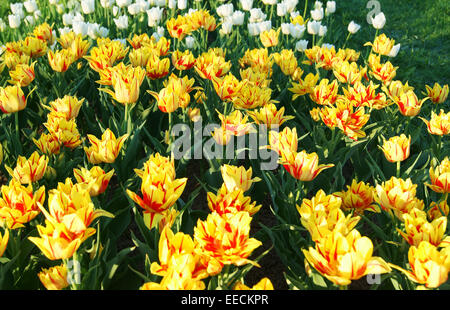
[116,0,131,8]
[154,0,166,6]
[151,32,161,41]
[59,26,71,36]
[249,8,266,23]
[276,3,287,16]
[33,9,41,19]
[128,3,141,15]
[290,10,300,19]
[388,43,401,57]
[295,39,308,51]
[8,14,21,29]
[168,0,177,9]
[281,23,290,35]
[0,19,6,32]
[114,15,128,29]
[217,3,234,18]
[289,23,305,38]
[247,23,259,36]
[56,3,65,14]
[231,10,245,25]
[262,0,277,4]
[11,3,25,19]
[240,0,253,11]
[185,36,195,49]
[284,0,298,13]
[113,6,119,16]
[220,20,233,35]
[100,0,114,8]
[347,21,360,34]
[87,22,99,39]
[73,12,85,23]
[147,7,164,26]
[310,8,324,21]
[62,13,74,26]
[322,43,334,50]
[81,0,95,14]
[72,21,88,35]
[136,0,149,12]
[98,26,109,37]
[156,26,165,37]
[307,20,321,35]
[24,15,35,26]
[178,0,187,10]
[371,12,386,29]
[318,25,327,37]
[314,1,323,9]
[24,0,38,13]
[325,1,336,15]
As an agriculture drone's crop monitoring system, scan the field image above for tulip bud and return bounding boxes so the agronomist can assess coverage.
[348,21,361,34]
[371,12,386,29]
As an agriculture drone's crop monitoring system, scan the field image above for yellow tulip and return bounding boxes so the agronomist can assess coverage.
[234,278,274,290]
[427,200,449,221]
[232,82,275,110]
[379,134,411,163]
[281,150,334,181]
[128,46,155,68]
[426,157,450,194]
[211,73,246,102]
[44,95,85,120]
[334,179,380,214]
[145,54,170,80]
[84,40,129,73]
[332,60,365,85]
[267,126,299,161]
[5,151,48,184]
[38,265,69,290]
[0,179,45,229]
[420,109,450,136]
[20,36,48,58]
[69,35,91,61]
[8,61,36,87]
[147,86,180,113]
[289,73,320,99]
[398,207,450,247]
[194,211,262,269]
[340,81,389,110]
[240,67,271,88]
[368,54,397,85]
[260,29,280,48]
[171,49,196,71]
[84,128,128,164]
[394,90,428,117]
[99,65,146,105]
[166,16,193,40]
[0,84,27,113]
[310,78,340,105]
[127,33,152,49]
[424,83,448,104]
[364,33,395,56]
[273,49,298,76]
[247,103,295,128]
[302,229,392,286]
[33,22,55,45]
[220,164,261,192]
[195,49,231,80]
[375,177,424,220]
[48,49,75,72]
[390,241,450,288]
[44,113,82,149]
[207,185,262,216]
[2,51,30,70]
[73,166,114,197]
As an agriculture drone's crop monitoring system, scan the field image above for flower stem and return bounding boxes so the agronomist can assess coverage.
[396,161,401,178]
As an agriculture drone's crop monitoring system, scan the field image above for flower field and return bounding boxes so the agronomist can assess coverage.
[0,0,449,291]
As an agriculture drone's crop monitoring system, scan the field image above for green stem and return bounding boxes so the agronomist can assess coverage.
[14,112,22,154]
[396,161,401,178]
[303,0,309,19]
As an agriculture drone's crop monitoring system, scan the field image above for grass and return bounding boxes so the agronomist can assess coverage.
[338,0,450,91]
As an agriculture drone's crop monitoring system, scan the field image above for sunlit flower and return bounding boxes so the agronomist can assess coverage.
[171,49,195,71]
[364,34,395,56]
[289,73,320,99]
[0,179,45,229]
[426,157,450,194]
[0,229,9,257]
[334,180,380,214]
[8,61,36,86]
[73,166,114,197]
[44,114,82,149]
[234,278,274,290]
[38,264,69,290]
[427,200,449,221]
[0,84,27,113]
[420,110,450,136]
[368,54,397,85]
[5,151,48,184]
[303,229,391,286]
[48,49,75,72]
[207,185,261,216]
[424,83,449,104]
[281,150,334,182]
[145,54,170,80]
[44,95,84,120]
[379,134,411,163]
[393,90,428,117]
[99,65,145,105]
[84,128,128,164]
[247,103,294,127]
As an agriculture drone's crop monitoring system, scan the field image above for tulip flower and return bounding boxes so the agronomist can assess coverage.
[260,29,280,48]
[368,54,397,85]
[394,90,428,117]
[0,179,45,229]
[303,229,391,286]
[364,34,395,56]
[420,109,450,136]
[375,177,425,220]
[332,60,365,85]
[38,264,70,290]
[424,83,449,104]
[428,201,449,221]
[334,180,380,215]
[289,73,320,99]
[166,16,192,40]
[33,133,61,155]
[5,151,48,184]
[44,95,84,120]
[281,150,335,182]
[340,81,388,109]
[8,61,36,87]
[398,207,450,247]
[247,103,295,128]
[194,211,262,269]
[232,83,275,110]
[272,49,298,76]
[371,12,386,29]
[426,157,450,194]
[379,134,411,163]
[234,278,274,290]
[390,241,450,288]
[2,51,30,70]
[84,128,128,164]
[220,165,261,192]
[0,84,27,113]
[310,78,339,105]
[348,21,360,34]
[194,49,231,80]
[33,22,55,45]
[44,114,82,149]
[171,49,195,71]
[99,65,146,105]
[207,185,262,216]
[20,36,48,58]
[73,166,114,197]
[212,73,246,102]
[0,229,9,257]
[48,49,75,72]
[145,54,170,80]
[148,86,180,113]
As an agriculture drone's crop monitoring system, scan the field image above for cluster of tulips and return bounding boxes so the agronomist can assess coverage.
[0,0,448,291]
